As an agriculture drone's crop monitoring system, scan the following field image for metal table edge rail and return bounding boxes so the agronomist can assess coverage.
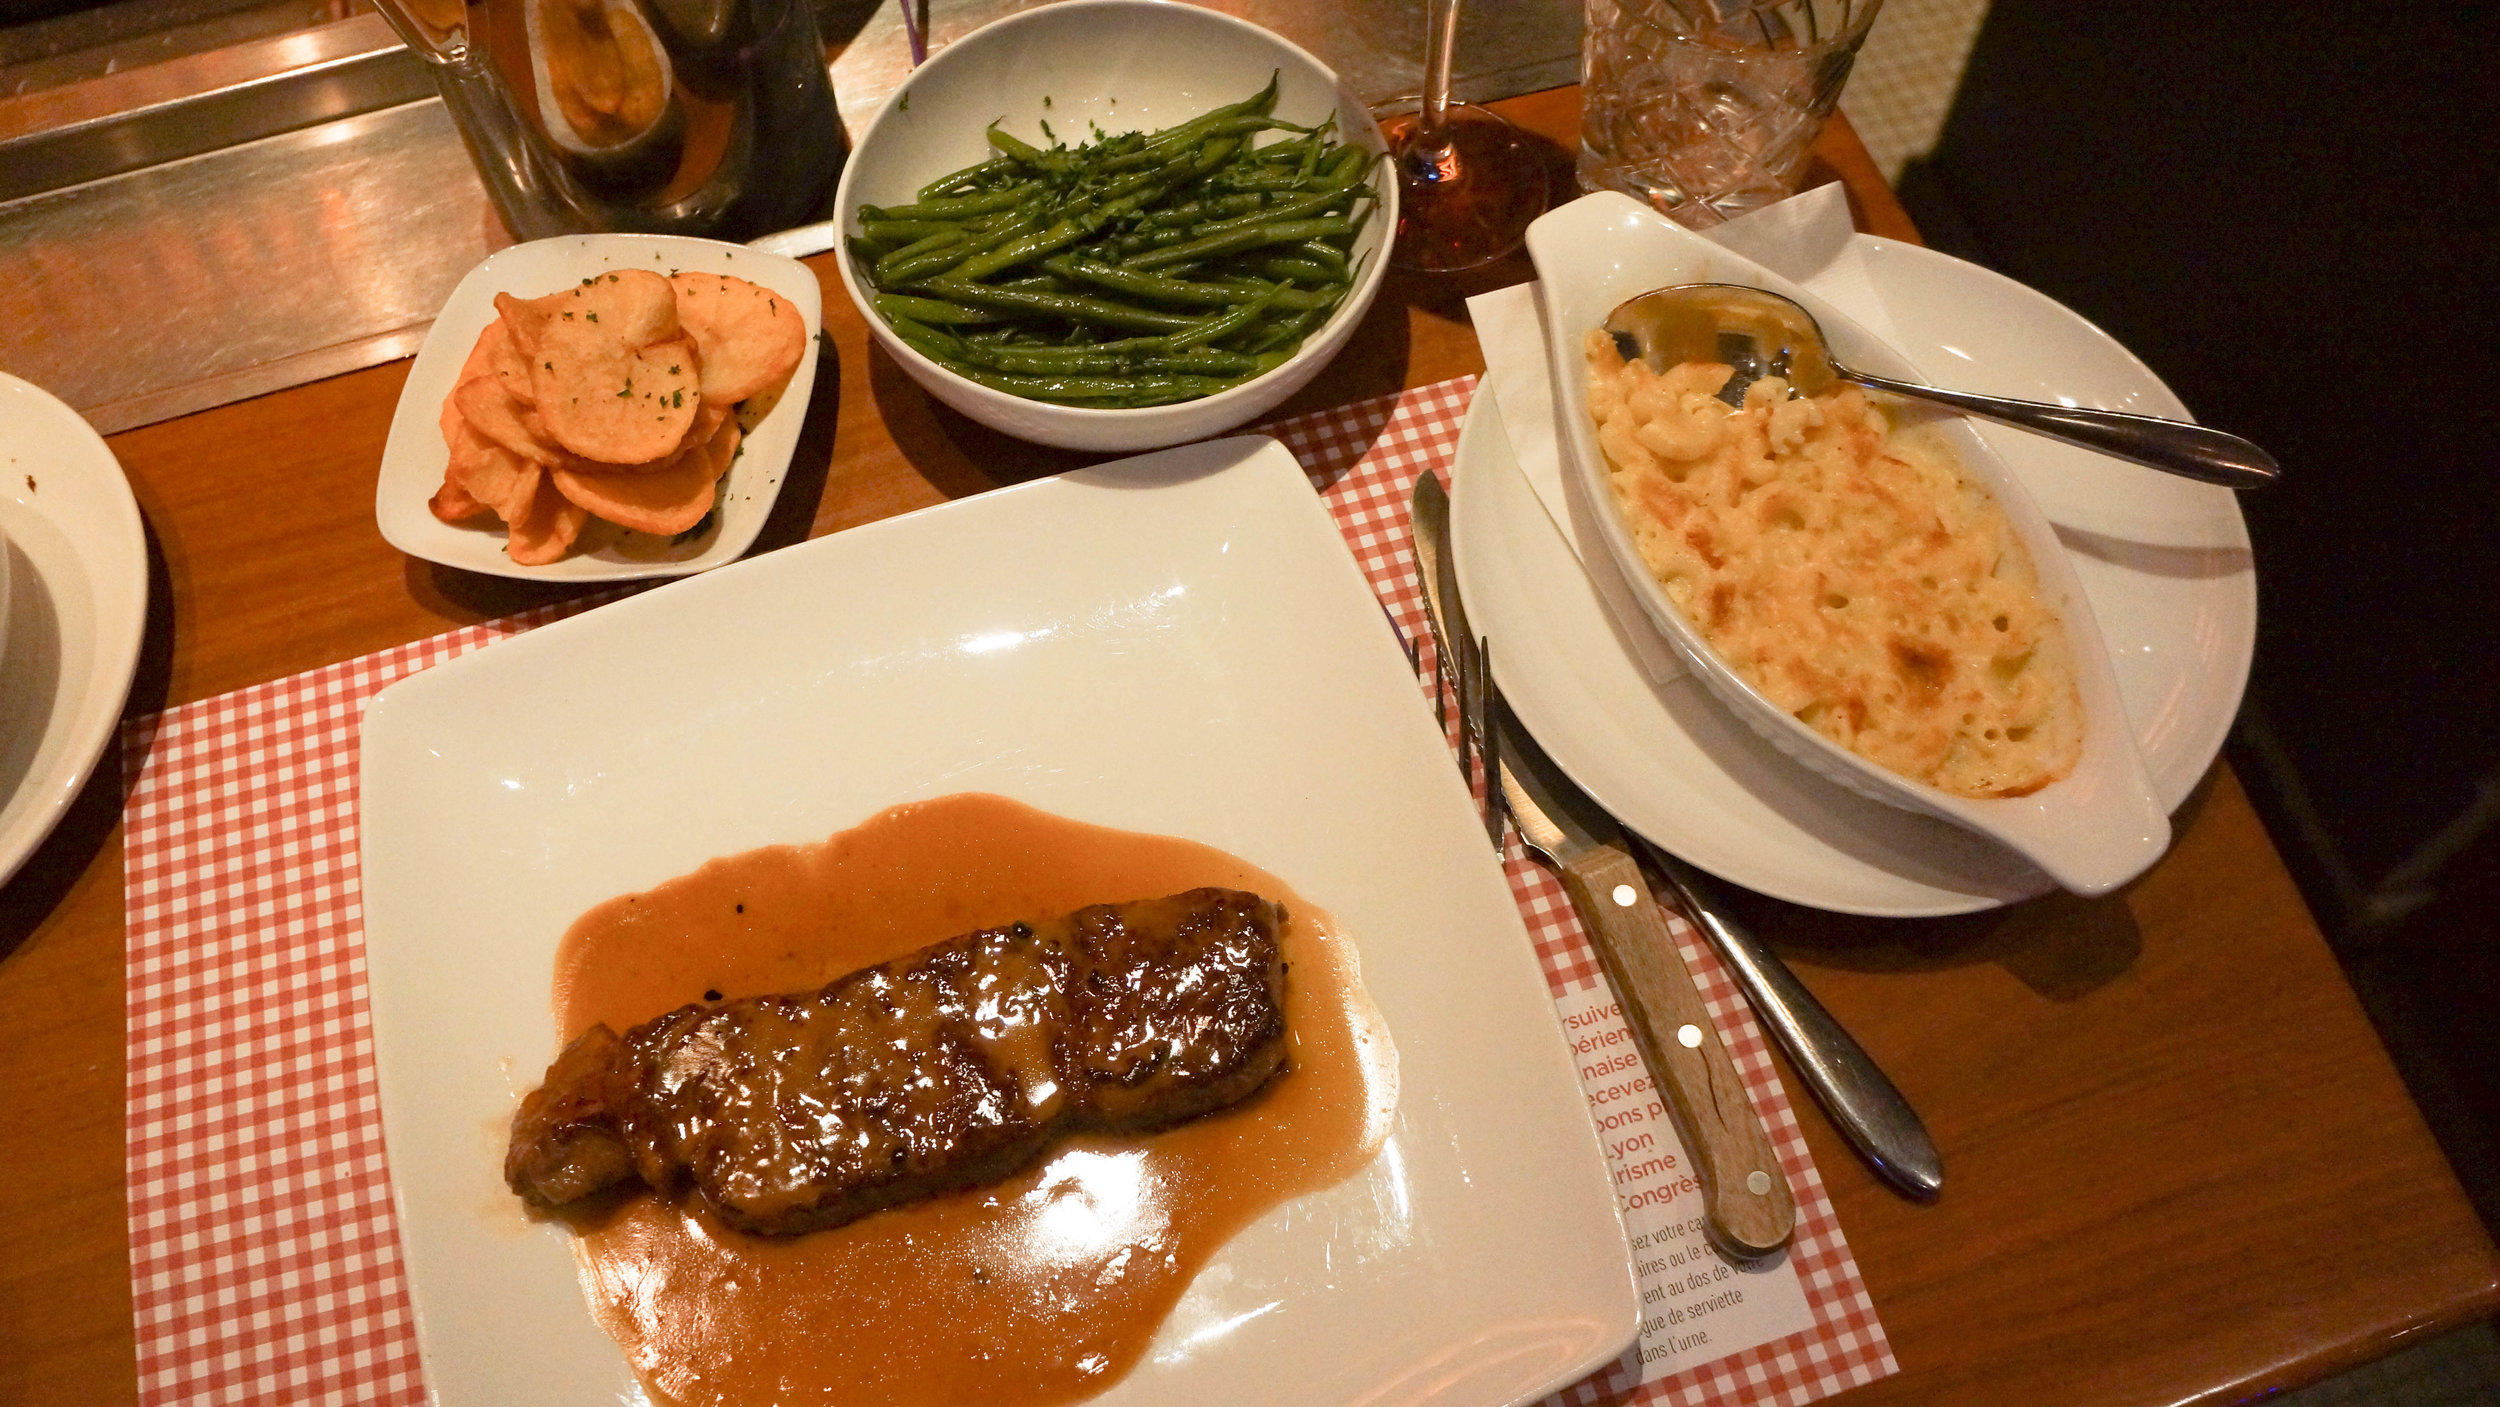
[0,13,430,206]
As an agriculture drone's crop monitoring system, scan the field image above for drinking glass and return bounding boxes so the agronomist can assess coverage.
[1579,0,1883,228]
[1376,0,1551,272]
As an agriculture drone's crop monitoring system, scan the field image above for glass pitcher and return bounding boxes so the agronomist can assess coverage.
[373,0,844,241]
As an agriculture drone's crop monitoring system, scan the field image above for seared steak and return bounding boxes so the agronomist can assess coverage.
[506,888,1289,1235]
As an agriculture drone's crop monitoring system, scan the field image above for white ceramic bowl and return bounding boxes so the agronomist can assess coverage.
[830,0,1394,452]
[1527,192,2170,897]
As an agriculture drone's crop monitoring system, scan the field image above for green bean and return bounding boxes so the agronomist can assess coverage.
[983,125,1065,171]
[961,343,1263,377]
[1166,289,1278,349]
[1252,255,1340,283]
[953,219,1094,283]
[873,294,1009,326]
[950,367,1245,403]
[1126,217,1355,271]
[1141,192,1272,228]
[916,155,1020,199]
[1213,170,1314,192]
[858,219,974,244]
[1202,276,1346,311]
[862,186,1033,222]
[871,226,969,271]
[886,315,970,366]
[1039,256,1261,308]
[1290,239,1349,273]
[919,279,1203,334]
[1239,301,1327,355]
[1186,184,1356,239]
[877,203,1047,283]
[1094,80,1280,171]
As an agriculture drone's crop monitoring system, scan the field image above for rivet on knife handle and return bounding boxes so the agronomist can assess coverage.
[1639,838,1943,1201]
[1558,847,1797,1258]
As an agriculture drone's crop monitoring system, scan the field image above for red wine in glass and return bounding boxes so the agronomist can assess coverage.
[1377,0,1550,272]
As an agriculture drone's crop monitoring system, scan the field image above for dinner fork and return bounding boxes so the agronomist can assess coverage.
[1408,474,1502,845]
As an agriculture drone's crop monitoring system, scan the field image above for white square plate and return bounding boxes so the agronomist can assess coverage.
[374,234,821,582]
[359,437,1639,1406]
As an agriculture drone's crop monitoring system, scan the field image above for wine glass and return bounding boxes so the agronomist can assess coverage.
[1375,0,1551,272]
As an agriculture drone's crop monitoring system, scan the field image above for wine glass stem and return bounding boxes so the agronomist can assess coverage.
[1419,0,1463,146]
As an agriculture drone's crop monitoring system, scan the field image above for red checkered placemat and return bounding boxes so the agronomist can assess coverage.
[121,375,1890,1405]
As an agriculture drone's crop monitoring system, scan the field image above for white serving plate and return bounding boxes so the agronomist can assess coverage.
[825,0,1394,452]
[374,233,821,582]
[0,372,149,891]
[1456,240,2256,916]
[359,437,1637,1406]
[1526,192,2170,897]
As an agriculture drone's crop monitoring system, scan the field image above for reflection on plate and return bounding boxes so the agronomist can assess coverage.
[0,372,149,891]
[1454,241,2257,917]
[359,437,1636,1406]
[373,233,821,583]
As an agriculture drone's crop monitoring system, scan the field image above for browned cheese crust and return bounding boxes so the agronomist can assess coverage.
[1585,334,2085,798]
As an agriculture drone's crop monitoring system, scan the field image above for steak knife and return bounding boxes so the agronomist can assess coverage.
[1409,473,1793,1258]
[1493,694,1797,1259]
[1635,837,1944,1200]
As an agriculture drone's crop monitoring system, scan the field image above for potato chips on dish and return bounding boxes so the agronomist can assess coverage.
[428,269,806,565]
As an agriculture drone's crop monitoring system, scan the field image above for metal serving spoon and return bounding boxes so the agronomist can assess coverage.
[1604,284,2280,490]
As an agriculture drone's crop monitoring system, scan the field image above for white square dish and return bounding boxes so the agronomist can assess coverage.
[359,437,1638,1406]
[1525,192,2170,897]
[374,233,821,582]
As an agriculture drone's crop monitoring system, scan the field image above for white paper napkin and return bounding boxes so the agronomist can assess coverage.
[1464,182,1907,684]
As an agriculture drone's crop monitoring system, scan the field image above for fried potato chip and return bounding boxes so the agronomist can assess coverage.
[498,271,702,465]
[453,318,510,389]
[452,372,555,466]
[429,475,488,524]
[669,272,806,406]
[486,316,538,405]
[538,331,703,466]
[685,414,741,482]
[444,414,542,524]
[497,269,681,358]
[504,471,592,567]
[438,388,467,449]
[547,466,710,537]
[556,399,731,476]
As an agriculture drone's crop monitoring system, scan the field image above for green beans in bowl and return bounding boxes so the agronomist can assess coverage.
[831,0,1395,451]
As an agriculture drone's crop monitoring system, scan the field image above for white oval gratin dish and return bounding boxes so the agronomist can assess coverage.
[1526,191,2170,897]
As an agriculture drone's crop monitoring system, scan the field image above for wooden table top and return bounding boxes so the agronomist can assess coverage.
[1,90,2491,1407]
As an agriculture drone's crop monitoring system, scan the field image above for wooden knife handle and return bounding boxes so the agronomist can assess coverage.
[1558,844,1797,1258]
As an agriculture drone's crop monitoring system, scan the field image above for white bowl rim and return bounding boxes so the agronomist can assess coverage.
[829,0,1397,432]
[1527,190,2171,896]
